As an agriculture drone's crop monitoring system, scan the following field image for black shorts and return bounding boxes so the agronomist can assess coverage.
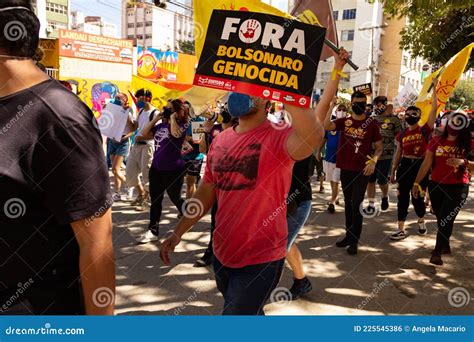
[185,159,204,177]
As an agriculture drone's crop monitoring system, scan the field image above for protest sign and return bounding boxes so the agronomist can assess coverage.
[353,83,372,96]
[394,83,418,109]
[98,103,129,142]
[191,121,206,144]
[193,10,326,108]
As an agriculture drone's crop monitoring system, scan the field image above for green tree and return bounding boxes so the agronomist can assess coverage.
[177,39,195,55]
[447,80,474,110]
[379,0,473,68]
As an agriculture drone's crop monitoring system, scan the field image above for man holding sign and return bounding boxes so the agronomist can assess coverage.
[160,35,350,314]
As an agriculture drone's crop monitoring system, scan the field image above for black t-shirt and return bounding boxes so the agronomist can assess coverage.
[0,80,111,311]
[287,156,314,215]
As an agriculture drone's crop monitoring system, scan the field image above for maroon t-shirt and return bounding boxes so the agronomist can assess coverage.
[395,125,432,158]
[334,117,382,172]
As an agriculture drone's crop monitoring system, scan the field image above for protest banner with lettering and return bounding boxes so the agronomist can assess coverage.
[353,83,373,96]
[193,10,326,108]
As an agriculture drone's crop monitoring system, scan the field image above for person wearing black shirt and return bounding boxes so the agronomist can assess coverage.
[284,156,314,299]
[0,1,114,315]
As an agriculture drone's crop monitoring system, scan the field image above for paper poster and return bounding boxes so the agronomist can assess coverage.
[97,103,129,141]
[191,121,206,144]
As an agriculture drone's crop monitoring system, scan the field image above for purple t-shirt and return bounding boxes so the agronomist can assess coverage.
[151,122,186,171]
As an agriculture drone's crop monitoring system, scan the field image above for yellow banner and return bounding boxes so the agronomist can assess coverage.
[194,0,289,60]
[132,75,186,109]
[416,43,473,126]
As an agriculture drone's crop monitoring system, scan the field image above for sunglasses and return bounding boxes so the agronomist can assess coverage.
[405,112,420,117]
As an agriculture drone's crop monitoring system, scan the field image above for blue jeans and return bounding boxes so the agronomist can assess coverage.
[286,200,311,249]
[213,257,284,315]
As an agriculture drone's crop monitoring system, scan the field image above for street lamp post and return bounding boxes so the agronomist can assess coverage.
[359,23,388,95]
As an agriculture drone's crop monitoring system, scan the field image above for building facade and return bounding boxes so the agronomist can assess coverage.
[378,16,431,101]
[71,11,119,38]
[122,0,194,51]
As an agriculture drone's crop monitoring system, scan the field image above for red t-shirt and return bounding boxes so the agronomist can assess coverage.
[203,120,294,268]
[427,137,469,184]
[334,117,382,172]
[396,125,432,158]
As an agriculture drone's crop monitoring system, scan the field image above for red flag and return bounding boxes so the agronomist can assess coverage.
[291,0,338,61]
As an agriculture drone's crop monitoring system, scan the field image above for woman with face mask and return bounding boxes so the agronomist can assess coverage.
[412,111,472,265]
[389,79,439,240]
[105,93,135,201]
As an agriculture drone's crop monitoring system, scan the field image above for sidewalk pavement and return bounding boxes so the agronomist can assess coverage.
[111,180,473,315]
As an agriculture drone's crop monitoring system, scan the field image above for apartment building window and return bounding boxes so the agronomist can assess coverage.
[333,10,338,20]
[342,9,356,20]
[146,21,153,27]
[127,23,134,28]
[146,9,152,15]
[137,22,143,28]
[47,20,67,31]
[46,2,67,15]
[127,10,134,16]
[400,76,406,86]
[137,35,143,40]
[127,35,134,39]
[402,56,408,67]
[341,30,354,41]
[145,34,152,39]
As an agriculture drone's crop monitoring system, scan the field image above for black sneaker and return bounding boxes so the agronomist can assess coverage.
[347,244,358,255]
[390,230,407,240]
[429,250,443,266]
[194,251,213,267]
[336,237,351,248]
[328,203,335,214]
[289,277,312,300]
[381,197,389,211]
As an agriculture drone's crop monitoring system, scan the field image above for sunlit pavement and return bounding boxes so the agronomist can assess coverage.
[111,178,473,315]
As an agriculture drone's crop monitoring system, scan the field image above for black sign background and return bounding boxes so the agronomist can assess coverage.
[195,10,326,104]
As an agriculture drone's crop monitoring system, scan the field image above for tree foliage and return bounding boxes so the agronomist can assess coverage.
[380,0,473,68]
[447,80,474,110]
[177,39,195,55]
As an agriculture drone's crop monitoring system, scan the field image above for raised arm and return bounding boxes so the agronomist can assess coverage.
[317,48,349,124]
[425,78,439,130]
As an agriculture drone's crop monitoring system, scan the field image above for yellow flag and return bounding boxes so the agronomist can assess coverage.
[132,75,187,109]
[417,43,473,126]
[193,0,289,60]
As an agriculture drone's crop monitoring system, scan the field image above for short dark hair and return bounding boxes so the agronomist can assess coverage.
[406,106,421,114]
[351,91,367,101]
[0,0,40,58]
[373,96,388,106]
[135,88,152,98]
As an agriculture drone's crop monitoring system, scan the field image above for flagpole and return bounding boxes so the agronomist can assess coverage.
[324,38,359,71]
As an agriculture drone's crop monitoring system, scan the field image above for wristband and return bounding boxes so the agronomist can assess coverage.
[332,68,348,80]
[413,183,425,197]
[365,155,377,165]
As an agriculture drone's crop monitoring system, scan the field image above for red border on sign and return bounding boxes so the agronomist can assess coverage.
[193,74,311,108]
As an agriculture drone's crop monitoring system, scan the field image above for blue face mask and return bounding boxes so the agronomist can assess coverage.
[112,98,122,106]
[137,100,145,109]
[227,93,255,118]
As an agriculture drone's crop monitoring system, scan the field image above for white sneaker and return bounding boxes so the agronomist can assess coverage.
[136,230,159,244]
[126,188,134,201]
[390,230,407,240]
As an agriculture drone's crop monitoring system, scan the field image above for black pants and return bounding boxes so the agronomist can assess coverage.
[204,202,218,255]
[429,181,469,251]
[340,169,370,244]
[396,158,428,221]
[148,167,186,235]
[213,257,284,315]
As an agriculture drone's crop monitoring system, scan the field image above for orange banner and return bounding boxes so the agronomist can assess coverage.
[58,29,133,65]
